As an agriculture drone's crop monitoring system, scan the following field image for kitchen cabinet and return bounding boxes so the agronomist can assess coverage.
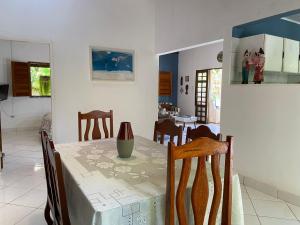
[283,38,299,73]
[236,34,283,72]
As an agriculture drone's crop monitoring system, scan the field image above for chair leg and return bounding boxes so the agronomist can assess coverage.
[44,201,53,225]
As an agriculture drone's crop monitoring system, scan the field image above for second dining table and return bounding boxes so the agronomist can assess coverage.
[56,135,244,225]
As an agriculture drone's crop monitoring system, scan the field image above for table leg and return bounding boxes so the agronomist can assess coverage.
[194,122,197,128]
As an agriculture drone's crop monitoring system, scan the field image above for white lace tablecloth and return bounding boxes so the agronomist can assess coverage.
[56,136,244,225]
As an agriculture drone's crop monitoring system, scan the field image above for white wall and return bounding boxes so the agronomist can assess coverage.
[178,42,223,116]
[156,1,300,196]
[0,0,157,142]
[0,39,51,129]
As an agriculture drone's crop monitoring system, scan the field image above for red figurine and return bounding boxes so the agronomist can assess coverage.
[253,48,265,84]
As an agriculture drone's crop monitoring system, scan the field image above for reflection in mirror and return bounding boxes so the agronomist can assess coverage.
[231,9,300,84]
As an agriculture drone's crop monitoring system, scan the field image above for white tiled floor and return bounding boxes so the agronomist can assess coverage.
[0,129,300,225]
[0,130,47,225]
[242,185,300,225]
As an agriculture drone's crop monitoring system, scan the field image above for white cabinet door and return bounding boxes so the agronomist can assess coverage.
[264,35,283,72]
[283,38,299,73]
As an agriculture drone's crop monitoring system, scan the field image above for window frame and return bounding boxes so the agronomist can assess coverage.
[29,62,51,98]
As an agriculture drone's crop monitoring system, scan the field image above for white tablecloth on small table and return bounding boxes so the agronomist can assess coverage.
[172,115,198,123]
[56,136,244,225]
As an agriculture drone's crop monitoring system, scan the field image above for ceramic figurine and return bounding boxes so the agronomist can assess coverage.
[180,87,184,94]
[241,50,251,84]
[253,48,265,84]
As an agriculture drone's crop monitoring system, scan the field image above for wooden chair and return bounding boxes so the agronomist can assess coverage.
[41,131,71,225]
[165,136,233,225]
[186,125,221,143]
[41,131,53,225]
[153,119,183,146]
[78,110,113,141]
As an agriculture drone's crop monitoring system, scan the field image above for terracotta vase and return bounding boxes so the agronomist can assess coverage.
[117,122,134,158]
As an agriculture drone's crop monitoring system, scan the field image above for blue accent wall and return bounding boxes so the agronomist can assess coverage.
[159,52,178,105]
[233,9,300,41]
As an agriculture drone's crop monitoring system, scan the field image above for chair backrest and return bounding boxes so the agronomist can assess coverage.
[165,136,233,225]
[41,131,71,225]
[160,103,174,111]
[153,119,183,146]
[186,125,221,143]
[78,110,113,141]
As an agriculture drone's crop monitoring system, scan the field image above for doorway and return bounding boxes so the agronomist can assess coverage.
[195,68,222,124]
[0,39,52,170]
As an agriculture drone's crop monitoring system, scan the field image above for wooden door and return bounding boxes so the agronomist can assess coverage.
[159,71,172,96]
[11,61,31,96]
[195,70,208,123]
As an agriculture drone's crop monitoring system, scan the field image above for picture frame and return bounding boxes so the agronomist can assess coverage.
[90,47,135,81]
[185,76,189,82]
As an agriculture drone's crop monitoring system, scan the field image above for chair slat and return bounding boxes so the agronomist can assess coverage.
[170,135,174,143]
[78,110,113,141]
[192,157,209,225]
[160,134,165,144]
[109,110,114,138]
[84,119,91,141]
[92,118,101,140]
[102,117,109,138]
[208,154,222,225]
[176,158,191,225]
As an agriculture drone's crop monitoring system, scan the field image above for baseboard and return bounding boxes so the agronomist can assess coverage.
[239,174,300,207]
[278,190,300,207]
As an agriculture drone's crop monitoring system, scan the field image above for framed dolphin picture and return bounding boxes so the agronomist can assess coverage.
[90,47,135,81]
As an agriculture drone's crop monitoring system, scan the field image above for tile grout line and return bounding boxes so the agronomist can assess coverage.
[286,203,299,221]
[0,173,45,205]
[258,215,300,223]
[13,206,38,225]
[245,185,300,224]
[7,202,41,209]
[244,185,262,225]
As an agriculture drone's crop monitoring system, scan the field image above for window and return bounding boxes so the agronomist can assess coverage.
[30,63,51,97]
[11,61,51,97]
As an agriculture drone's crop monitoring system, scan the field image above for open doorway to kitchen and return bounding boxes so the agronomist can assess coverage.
[158,41,223,137]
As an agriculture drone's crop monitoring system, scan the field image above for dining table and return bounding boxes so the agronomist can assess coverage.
[56,135,244,225]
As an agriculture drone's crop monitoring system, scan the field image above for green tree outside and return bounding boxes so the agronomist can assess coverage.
[30,67,51,96]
